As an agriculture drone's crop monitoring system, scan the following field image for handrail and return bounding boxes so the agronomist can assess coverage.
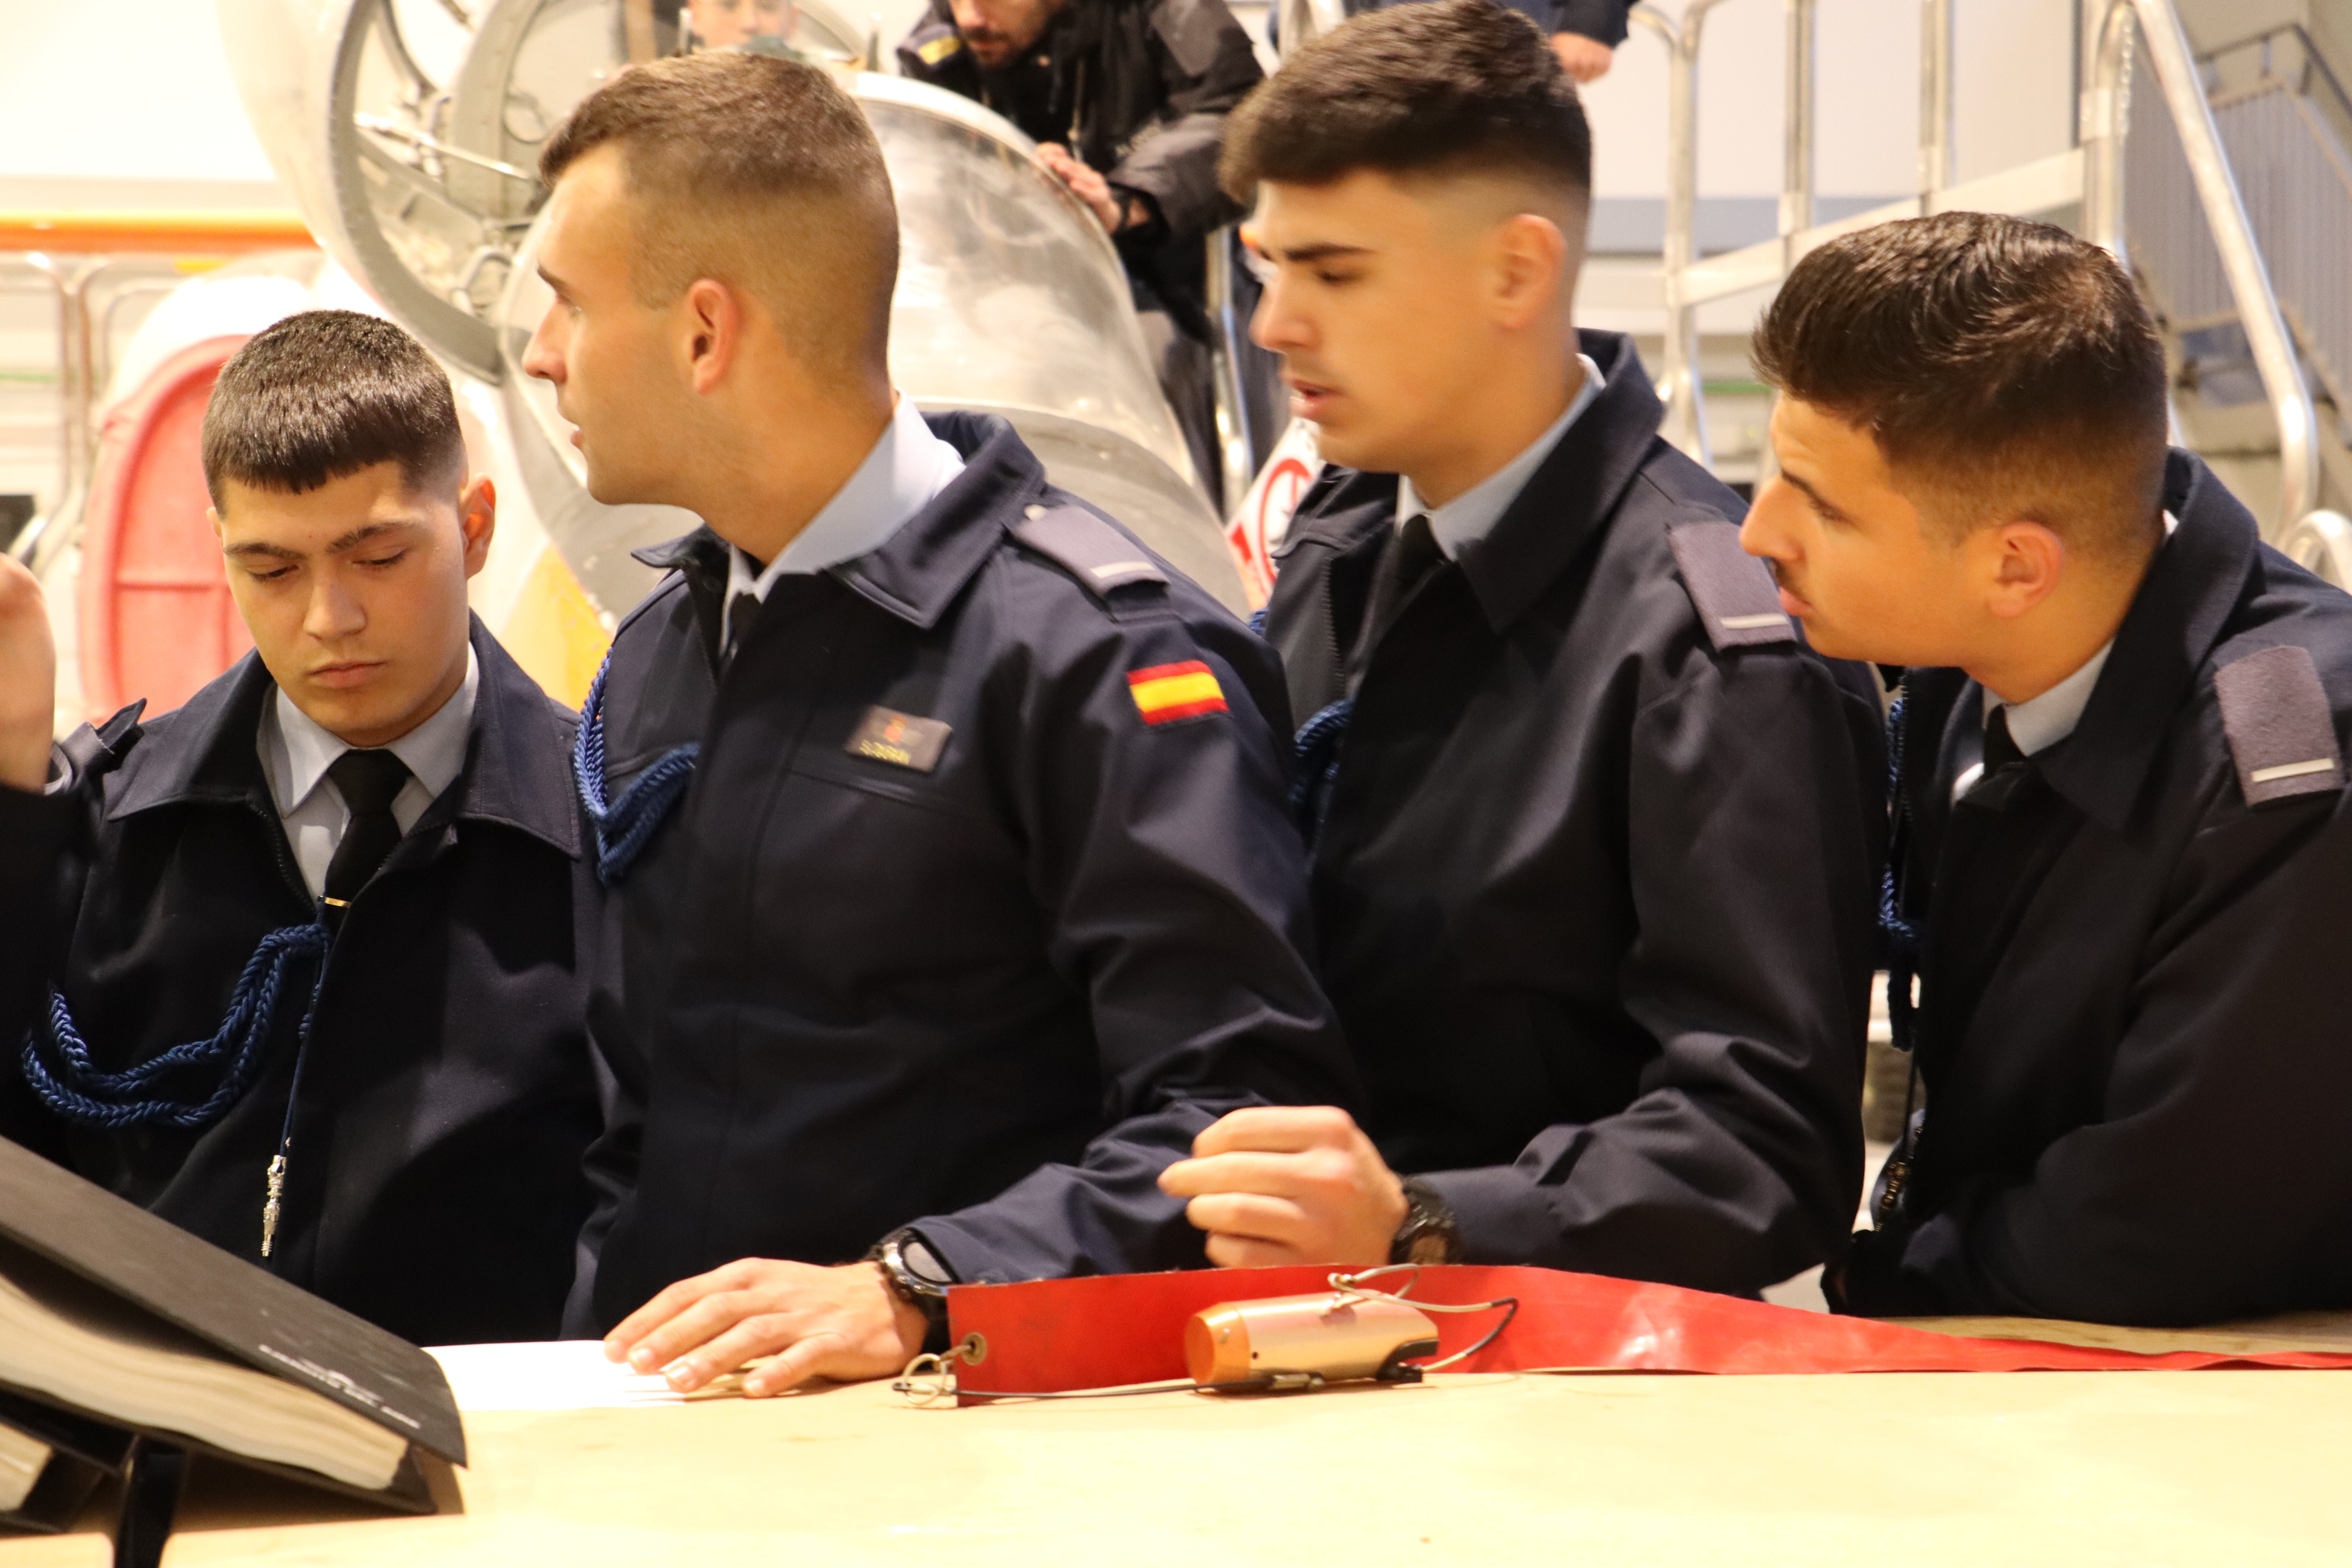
[1628,0,2316,535]
[0,212,316,256]
[2084,0,2319,533]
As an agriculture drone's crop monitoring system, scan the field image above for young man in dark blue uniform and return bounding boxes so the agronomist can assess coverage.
[1744,212,2352,1327]
[522,51,1352,1395]
[0,311,602,1345]
[1158,2,1883,1294]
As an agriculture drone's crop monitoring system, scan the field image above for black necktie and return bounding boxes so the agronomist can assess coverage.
[1982,706,2024,774]
[725,590,765,666]
[1356,513,1445,670]
[324,749,411,908]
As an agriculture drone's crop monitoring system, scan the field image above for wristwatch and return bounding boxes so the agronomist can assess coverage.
[1388,1177,1463,1266]
[866,1228,956,1351]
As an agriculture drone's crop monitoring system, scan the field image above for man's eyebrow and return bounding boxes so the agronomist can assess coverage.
[1780,469,1847,517]
[1270,242,1374,265]
[223,539,299,561]
[537,262,571,297]
[327,519,428,554]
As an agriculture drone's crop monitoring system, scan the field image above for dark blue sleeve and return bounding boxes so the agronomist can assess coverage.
[1551,0,1628,44]
[909,595,1357,1283]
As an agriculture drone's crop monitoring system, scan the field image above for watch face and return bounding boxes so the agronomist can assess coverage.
[1404,1232,1453,1267]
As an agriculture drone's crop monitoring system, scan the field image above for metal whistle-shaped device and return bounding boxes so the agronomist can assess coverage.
[1186,1291,1441,1389]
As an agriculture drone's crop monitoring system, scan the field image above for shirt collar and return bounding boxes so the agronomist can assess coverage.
[1396,354,1606,560]
[263,646,479,815]
[728,392,968,608]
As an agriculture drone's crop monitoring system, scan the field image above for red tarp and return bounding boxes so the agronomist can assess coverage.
[942,1265,2352,1401]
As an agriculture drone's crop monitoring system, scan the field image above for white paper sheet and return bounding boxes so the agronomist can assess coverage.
[426,1340,688,1413]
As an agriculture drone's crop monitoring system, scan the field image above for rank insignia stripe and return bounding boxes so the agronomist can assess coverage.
[846,706,953,771]
[1127,661,1228,725]
[917,33,962,62]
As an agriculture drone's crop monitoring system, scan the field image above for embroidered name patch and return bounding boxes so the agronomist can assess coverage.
[846,706,952,772]
[1128,661,1227,725]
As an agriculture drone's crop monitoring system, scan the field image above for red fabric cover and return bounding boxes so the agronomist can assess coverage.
[943,1265,2352,1401]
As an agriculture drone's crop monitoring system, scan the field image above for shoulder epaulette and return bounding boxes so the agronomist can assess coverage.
[915,30,962,64]
[1011,503,1168,603]
[1666,520,1795,650]
[2213,642,2344,805]
[57,699,146,788]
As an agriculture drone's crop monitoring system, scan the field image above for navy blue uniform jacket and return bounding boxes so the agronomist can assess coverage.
[0,622,603,1345]
[576,412,1352,1328]
[1261,331,1882,1294]
[1845,452,2352,1325]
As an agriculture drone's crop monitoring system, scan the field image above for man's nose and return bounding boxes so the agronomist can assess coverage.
[1250,280,1303,356]
[521,311,563,383]
[1739,482,1793,562]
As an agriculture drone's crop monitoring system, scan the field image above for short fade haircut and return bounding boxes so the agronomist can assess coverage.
[1220,0,1590,211]
[1753,212,2169,565]
[539,51,898,374]
[201,309,465,510]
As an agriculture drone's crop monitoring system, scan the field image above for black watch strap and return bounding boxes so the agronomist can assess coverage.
[1389,1177,1463,1266]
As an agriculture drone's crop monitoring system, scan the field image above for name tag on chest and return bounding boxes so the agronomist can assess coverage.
[846,706,953,772]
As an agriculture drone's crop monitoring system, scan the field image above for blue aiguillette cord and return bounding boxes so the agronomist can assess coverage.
[572,653,700,884]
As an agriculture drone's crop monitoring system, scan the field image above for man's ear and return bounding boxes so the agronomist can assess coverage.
[457,476,497,579]
[207,506,224,542]
[680,278,744,396]
[1488,213,1570,332]
[1983,520,2067,621]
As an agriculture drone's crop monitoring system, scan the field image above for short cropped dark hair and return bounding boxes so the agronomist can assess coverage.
[202,309,465,510]
[1753,212,2169,563]
[1220,0,1590,209]
[539,51,897,369]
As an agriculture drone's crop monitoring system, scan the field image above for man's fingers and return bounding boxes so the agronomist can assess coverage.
[742,1332,849,1397]
[665,1314,804,1392]
[1205,1232,1308,1269]
[1183,1191,1316,1247]
[1190,1105,1361,1160]
[1161,1148,1357,1201]
[607,1260,767,1359]
[632,1289,784,1377]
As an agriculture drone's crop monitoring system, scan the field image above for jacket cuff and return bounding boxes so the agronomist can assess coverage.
[1551,0,1630,45]
[1413,1165,1566,1267]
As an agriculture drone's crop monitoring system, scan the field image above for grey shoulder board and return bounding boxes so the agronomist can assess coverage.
[2213,642,2345,805]
[1011,503,1168,602]
[1666,521,1795,650]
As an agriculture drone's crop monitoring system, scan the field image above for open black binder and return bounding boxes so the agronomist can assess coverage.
[0,1134,465,1559]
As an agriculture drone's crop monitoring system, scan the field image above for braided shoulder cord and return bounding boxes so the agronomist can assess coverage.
[1291,698,1354,847]
[1880,682,1920,1056]
[573,654,701,886]
[22,922,330,1130]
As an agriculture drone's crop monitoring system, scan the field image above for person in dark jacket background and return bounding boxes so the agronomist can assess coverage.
[1158,2,1882,1294]
[1350,0,1631,83]
[1744,212,2352,1327]
[523,52,1352,1398]
[899,0,1262,506]
[0,310,603,1347]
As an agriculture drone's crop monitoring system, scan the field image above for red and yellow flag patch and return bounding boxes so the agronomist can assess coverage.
[1127,660,1227,725]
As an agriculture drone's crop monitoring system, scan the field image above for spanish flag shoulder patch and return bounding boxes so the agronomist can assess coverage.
[917,32,963,63]
[1128,660,1227,725]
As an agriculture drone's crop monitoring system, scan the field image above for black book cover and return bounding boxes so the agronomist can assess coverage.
[0,1134,464,1516]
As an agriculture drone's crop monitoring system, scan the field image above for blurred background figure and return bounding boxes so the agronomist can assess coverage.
[898,0,1263,508]
[684,0,799,49]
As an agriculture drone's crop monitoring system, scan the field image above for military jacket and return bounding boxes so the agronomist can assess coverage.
[576,412,1353,1329]
[1261,330,1884,1295]
[1844,451,2352,1325]
[0,622,603,1345]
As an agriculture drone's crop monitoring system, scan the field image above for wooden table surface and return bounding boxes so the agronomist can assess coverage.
[4,1366,2349,1565]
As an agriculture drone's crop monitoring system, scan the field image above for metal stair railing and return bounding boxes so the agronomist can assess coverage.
[1628,0,2319,538]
